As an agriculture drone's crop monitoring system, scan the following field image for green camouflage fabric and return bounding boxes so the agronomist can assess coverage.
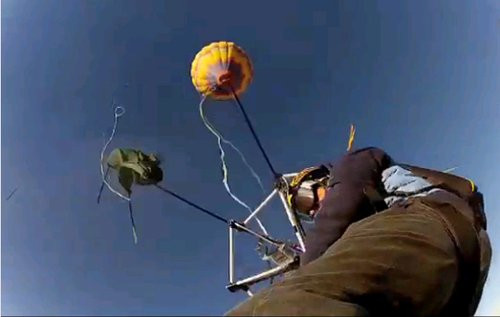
[106,148,163,195]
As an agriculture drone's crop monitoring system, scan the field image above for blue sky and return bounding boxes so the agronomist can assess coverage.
[1,0,499,315]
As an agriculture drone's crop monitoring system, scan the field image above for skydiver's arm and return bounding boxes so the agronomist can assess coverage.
[301,147,393,265]
[301,183,373,265]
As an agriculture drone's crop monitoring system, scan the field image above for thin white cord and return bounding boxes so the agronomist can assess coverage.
[100,105,130,201]
[443,166,458,173]
[199,96,268,235]
[230,144,265,194]
[200,98,265,193]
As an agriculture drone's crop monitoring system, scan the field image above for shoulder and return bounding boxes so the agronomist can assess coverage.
[331,147,394,172]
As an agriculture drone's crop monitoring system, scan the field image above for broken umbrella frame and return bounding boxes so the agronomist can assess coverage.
[153,173,307,297]
[226,172,307,296]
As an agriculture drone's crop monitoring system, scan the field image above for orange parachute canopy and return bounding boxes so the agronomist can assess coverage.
[190,41,254,100]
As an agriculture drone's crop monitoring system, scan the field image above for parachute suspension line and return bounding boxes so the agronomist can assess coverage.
[97,166,110,203]
[199,96,265,194]
[155,184,229,225]
[230,87,279,178]
[128,200,138,244]
[199,96,269,235]
[232,145,265,194]
[347,124,356,152]
[199,96,249,210]
[97,130,112,204]
[99,105,130,202]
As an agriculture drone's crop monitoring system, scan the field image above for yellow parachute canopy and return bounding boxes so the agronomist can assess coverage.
[190,41,254,100]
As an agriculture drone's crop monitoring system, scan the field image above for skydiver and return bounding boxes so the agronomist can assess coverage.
[226,147,491,316]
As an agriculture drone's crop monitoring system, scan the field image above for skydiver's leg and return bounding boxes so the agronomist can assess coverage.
[226,197,466,316]
[227,288,369,316]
